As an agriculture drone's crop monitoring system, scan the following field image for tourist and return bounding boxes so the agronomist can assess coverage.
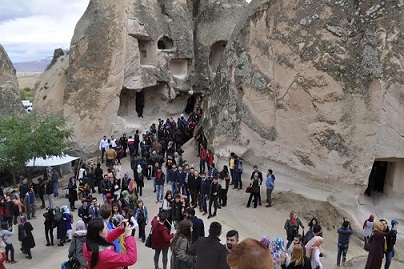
[188,169,201,208]
[89,197,101,220]
[151,212,174,269]
[155,167,165,203]
[94,163,103,194]
[83,219,137,269]
[219,165,230,207]
[234,155,243,190]
[121,207,138,237]
[23,186,36,219]
[385,220,398,269]
[265,169,275,207]
[170,219,196,269]
[185,207,204,244]
[260,235,271,249]
[284,211,305,249]
[199,172,210,216]
[18,215,35,259]
[208,176,221,218]
[227,238,274,269]
[229,153,236,185]
[161,190,173,231]
[68,220,87,269]
[68,176,78,211]
[133,200,148,243]
[78,199,91,227]
[306,236,323,269]
[337,220,353,267]
[105,145,117,168]
[43,208,55,246]
[134,164,144,197]
[226,230,239,252]
[199,145,207,174]
[100,175,112,203]
[271,237,289,269]
[37,178,46,209]
[119,134,128,158]
[0,223,17,263]
[281,244,310,269]
[99,135,109,163]
[293,234,306,256]
[246,173,260,208]
[100,203,121,253]
[250,166,263,205]
[188,221,229,269]
[363,214,375,246]
[171,194,184,230]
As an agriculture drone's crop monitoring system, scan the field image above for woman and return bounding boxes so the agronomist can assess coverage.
[68,177,78,211]
[363,215,375,244]
[281,244,310,269]
[246,173,260,208]
[151,212,174,269]
[121,172,131,192]
[133,200,148,243]
[111,202,122,220]
[18,216,35,259]
[284,211,305,249]
[83,219,137,269]
[219,165,230,207]
[121,207,138,236]
[227,238,274,269]
[43,208,55,246]
[305,236,323,269]
[68,220,87,269]
[161,191,173,231]
[170,219,196,269]
[303,218,319,245]
[271,237,289,269]
[364,221,390,269]
[112,178,121,202]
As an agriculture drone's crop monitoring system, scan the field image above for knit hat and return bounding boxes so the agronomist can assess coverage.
[260,236,271,249]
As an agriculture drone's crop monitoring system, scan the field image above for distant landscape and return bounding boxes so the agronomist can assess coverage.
[14,58,50,72]
[15,59,48,101]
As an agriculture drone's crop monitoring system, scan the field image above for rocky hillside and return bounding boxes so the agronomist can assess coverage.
[0,44,24,116]
[203,0,404,188]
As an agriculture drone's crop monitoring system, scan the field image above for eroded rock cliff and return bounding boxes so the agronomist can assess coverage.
[204,0,404,191]
[0,44,24,116]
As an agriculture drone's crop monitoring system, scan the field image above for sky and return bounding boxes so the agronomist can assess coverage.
[0,0,89,63]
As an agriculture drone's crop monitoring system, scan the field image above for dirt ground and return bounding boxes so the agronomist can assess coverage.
[7,139,403,269]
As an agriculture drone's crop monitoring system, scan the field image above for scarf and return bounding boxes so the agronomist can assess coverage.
[305,236,323,259]
[374,221,387,251]
[271,237,285,265]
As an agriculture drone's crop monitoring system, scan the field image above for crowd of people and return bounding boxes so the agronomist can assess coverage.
[0,110,400,269]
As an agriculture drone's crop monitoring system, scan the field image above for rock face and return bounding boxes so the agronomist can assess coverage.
[34,0,245,154]
[204,0,404,193]
[0,44,24,115]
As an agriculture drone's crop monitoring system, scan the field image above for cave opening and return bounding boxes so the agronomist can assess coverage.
[138,39,155,66]
[169,59,189,79]
[209,40,227,71]
[157,36,174,50]
[185,94,197,115]
[365,158,404,196]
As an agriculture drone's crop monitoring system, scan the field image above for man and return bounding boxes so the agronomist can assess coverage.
[100,175,112,202]
[229,152,236,185]
[185,207,205,244]
[88,197,101,220]
[385,220,398,269]
[293,234,306,255]
[78,199,91,226]
[44,178,54,209]
[110,135,117,149]
[105,145,117,168]
[225,230,239,252]
[251,166,263,205]
[100,203,120,253]
[119,133,128,157]
[155,167,165,203]
[188,221,229,269]
[51,169,60,198]
[23,186,36,219]
[337,220,353,267]
[208,177,221,219]
[265,169,275,207]
[134,130,140,155]
[99,135,109,163]
[234,155,243,190]
[199,172,210,216]
[127,135,136,157]
[199,145,207,173]
[188,169,201,208]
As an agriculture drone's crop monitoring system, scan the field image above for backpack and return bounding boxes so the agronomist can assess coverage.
[54,207,63,223]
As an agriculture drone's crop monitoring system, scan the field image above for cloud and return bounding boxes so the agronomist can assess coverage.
[0,0,88,63]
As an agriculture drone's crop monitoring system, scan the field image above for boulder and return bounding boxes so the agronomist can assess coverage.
[0,44,24,116]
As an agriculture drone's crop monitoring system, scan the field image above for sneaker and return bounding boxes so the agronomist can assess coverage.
[207,215,212,219]
[265,204,272,208]
[46,243,51,246]
[25,256,32,259]
[11,261,17,264]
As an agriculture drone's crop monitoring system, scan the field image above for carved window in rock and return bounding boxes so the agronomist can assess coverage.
[157,36,174,50]
[138,39,155,66]
[169,59,189,79]
[209,40,227,72]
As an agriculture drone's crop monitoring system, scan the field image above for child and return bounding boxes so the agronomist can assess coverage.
[0,223,17,263]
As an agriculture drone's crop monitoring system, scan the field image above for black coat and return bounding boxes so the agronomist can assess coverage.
[187,235,229,269]
[18,222,35,249]
[189,216,205,244]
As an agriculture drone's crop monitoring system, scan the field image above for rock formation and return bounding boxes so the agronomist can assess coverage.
[34,0,246,154]
[32,0,404,194]
[203,0,404,194]
[0,44,24,116]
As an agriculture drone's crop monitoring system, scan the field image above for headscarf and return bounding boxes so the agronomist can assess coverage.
[61,205,70,215]
[20,215,26,225]
[363,214,374,229]
[137,164,142,174]
[260,236,271,249]
[271,237,285,265]
[76,220,86,231]
[305,236,323,259]
[374,221,384,233]
[391,220,399,228]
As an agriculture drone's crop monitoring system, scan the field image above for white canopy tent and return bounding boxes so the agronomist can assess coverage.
[26,155,80,167]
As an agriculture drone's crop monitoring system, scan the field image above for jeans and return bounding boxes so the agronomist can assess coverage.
[385,249,394,269]
[337,244,348,265]
[45,226,54,245]
[156,185,164,202]
[234,173,242,189]
[138,220,146,241]
[5,243,14,261]
[266,188,274,206]
[209,195,218,215]
[200,194,207,212]
[154,248,169,269]
[230,169,235,184]
[199,159,206,173]
[53,181,59,197]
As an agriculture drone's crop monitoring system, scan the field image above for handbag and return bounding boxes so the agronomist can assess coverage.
[245,186,251,193]
[145,225,153,248]
[364,234,373,251]
[68,256,81,269]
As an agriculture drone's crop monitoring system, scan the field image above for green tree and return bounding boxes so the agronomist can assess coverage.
[0,112,75,183]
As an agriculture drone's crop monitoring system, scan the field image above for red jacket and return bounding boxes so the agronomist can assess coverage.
[200,148,207,161]
[151,216,173,249]
[83,227,137,269]
[0,251,6,269]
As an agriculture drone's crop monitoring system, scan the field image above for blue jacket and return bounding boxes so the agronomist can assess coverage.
[200,177,211,195]
[337,226,352,245]
[265,174,275,189]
